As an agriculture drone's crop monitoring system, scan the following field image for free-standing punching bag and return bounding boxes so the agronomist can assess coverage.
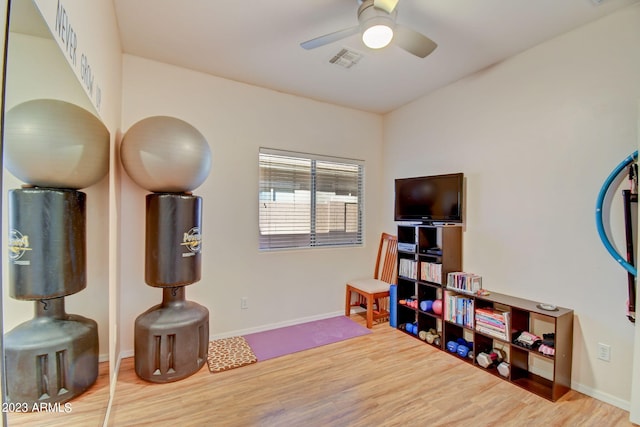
[3,99,108,407]
[145,194,202,287]
[8,188,87,298]
[121,116,212,383]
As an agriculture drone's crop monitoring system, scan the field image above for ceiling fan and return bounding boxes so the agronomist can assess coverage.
[300,0,437,58]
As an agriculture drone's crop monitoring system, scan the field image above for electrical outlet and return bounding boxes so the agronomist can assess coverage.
[598,343,611,362]
[240,297,248,310]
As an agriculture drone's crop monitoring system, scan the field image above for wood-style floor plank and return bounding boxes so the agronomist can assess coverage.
[6,361,109,427]
[107,315,637,427]
[6,316,634,426]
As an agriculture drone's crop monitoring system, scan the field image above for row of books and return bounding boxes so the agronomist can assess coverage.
[444,293,474,328]
[475,307,510,341]
[446,272,482,294]
[420,262,442,284]
[399,258,417,280]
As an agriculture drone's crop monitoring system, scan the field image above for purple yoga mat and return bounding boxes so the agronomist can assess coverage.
[243,316,371,361]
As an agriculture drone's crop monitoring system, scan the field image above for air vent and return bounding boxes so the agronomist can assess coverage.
[329,48,363,69]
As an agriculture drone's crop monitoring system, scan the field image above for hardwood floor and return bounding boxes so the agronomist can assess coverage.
[6,315,634,426]
[106,315,637,427]
[6,361,109,427]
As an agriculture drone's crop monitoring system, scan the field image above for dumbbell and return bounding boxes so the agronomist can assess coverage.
[457,344,470,358]
[403,298,418,309]
[406,323,419,335]
[454,338,472,358]
[476,348,505,368]
[497,361,510,377]
[456,338,472,349]
[425,328,440,344]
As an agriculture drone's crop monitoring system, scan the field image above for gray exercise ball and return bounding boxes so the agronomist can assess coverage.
[120,116,212,193]
[4,99,110,189]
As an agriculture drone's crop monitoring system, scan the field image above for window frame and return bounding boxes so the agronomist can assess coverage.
[258,148,364,251]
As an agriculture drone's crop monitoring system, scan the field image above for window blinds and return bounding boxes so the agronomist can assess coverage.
[259,148,364,250]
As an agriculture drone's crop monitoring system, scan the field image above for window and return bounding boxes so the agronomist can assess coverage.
[259,148,364,250]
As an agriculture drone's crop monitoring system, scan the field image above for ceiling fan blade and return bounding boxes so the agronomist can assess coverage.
[300,26,360,50]
[374,0,399,14]
[394,24,437,58]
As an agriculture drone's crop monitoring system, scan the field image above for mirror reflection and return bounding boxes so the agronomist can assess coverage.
[2,0,110,424]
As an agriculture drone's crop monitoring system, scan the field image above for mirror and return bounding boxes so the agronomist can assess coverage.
[2,0,110,424]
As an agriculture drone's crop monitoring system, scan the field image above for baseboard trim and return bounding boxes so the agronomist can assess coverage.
[571,381,630,412]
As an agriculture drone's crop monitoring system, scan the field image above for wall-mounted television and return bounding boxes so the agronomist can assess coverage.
[394,173,464,223]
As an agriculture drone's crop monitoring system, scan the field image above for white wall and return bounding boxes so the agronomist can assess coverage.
[383,5,640,408]
[33,0,122,127]
[118,55,385,353]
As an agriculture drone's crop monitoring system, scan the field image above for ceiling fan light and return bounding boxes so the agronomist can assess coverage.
[362,24,393,49]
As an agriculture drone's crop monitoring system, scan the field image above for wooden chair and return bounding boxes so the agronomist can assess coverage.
[345,232,398,328]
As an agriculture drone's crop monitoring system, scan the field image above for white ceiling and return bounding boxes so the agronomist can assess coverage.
[86,1,640,114]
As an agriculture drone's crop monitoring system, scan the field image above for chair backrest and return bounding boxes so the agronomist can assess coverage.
[374,232,398,284]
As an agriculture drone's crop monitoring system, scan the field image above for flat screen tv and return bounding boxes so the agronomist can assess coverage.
[394,173,464,223]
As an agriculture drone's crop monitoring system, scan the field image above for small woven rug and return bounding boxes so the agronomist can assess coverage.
[207,336,257,373]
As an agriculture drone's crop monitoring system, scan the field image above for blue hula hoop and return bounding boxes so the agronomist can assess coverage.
[595,150,638,277]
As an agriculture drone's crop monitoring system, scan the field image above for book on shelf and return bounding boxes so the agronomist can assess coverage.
[420,261,442,284]
[475,308,509,323]
[446,272,482,294]
[475,318,506,333]
[444,292,474,328]
[399,258,417,280]
[475,324,508,341]
[475,307,510,340]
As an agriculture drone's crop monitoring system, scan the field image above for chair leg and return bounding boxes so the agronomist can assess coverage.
[345,286,352,317]
[366,293,374,329]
